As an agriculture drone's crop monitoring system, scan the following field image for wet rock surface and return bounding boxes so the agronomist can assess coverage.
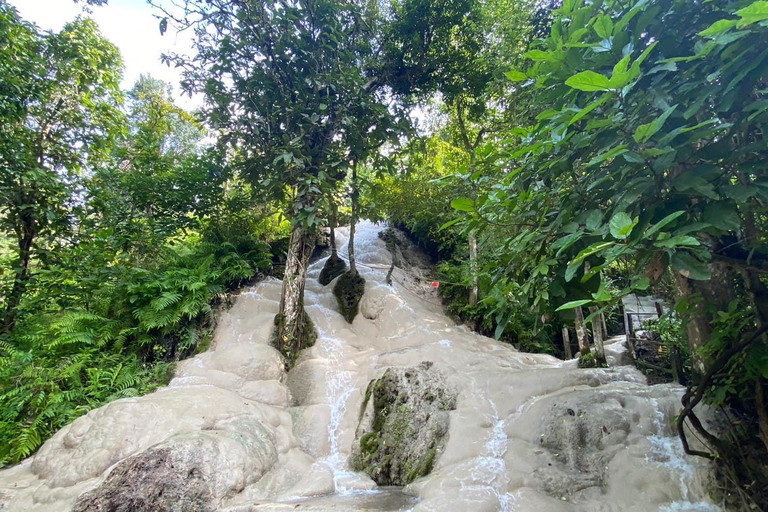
[351,362,457,485]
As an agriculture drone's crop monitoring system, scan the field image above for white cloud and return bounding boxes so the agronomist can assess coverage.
[8,0,202,111]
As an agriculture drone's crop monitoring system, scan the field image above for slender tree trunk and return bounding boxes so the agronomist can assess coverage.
[574,306,590,357]
[3,218,35,333]
[274,223,316,358]
[562,326,572,360]
[468,230,478,307]
[349,161,358,275]
[330,201,338,259]
[600,312,608,339]
[590,306,607,366]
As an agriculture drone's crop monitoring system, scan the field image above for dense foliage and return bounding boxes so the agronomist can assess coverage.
[0,4,285,463]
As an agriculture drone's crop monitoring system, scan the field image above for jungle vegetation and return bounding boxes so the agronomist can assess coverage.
[1,0,767,507]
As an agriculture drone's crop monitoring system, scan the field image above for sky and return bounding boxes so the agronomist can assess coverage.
[8,0,202,110]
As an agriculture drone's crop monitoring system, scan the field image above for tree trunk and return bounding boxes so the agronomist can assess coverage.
[3,218,35,332]
[330,201,338,259]
[562,326,572,360]
[274,223,316,359]
[600,312,608,339]
[590,306,607,366]
[574,306,589,357]
[468,230,478,307]
[349,161,358,275]
[674,263,738,376]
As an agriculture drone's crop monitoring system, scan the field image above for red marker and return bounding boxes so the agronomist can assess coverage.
[431,281,440,288]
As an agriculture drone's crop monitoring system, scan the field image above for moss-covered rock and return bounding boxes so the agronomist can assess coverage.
[350,362,456,486]
[269,311,317,366]
[333,271,365,323]
[318,254,346,286]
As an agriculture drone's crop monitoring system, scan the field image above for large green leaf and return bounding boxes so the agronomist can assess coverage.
[644,210,686,239]
[737,1,768,26]
[505,70,528,82]
[565,71,611,91]
[699,19,738,37]
[450,197,475,212]
[609,211,637,239]
[594,14,614,39]
[555,299,592,311]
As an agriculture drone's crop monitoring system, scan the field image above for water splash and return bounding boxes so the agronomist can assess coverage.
[648,399,721,512]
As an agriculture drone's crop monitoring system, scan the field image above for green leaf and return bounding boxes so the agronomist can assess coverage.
[594,14,614,39]
[587,144,629,166]
[633,105,677,143]
[704,203,741,231]
[450,197,475,212]
[572,241,615,264]
[555,299,592,312]
[609,211,637,239]
[644,211,686,238]
[568,95,609,126]
[524,49,557,61]
[565,71,611,92]
[653,235,700,248]
[505,70,528,81]
[672,252,711,280]
[586,210,603,231]
[438,218,462,231]
[736,1,768,26]
[608,56,632,88]
[699,19,738,36]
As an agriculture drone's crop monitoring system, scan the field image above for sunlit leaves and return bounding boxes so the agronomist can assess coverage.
[565,70,611,91]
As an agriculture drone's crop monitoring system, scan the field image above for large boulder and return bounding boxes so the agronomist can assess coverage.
[72,416,278,512]
[350,362,456,485]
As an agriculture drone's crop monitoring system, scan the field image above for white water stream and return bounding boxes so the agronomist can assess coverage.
[0,221,721,512]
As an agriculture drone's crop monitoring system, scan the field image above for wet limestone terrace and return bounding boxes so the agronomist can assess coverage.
[0,222,719,512]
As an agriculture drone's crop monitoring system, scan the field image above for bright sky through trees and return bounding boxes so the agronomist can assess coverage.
[8,0,201,109]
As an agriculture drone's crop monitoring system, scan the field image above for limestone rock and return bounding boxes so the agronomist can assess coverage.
[350,362,456,485]
[210,343,285,381]
[72,416,278,512]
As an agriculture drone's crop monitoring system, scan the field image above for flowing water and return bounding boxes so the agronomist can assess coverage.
[0,221,721,512]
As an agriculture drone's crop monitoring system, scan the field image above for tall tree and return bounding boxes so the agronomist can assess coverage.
[0,6,124,332]
[156,0,405,357]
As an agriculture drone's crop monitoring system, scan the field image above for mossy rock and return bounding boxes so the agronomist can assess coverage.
[269,311,317,366]
[333,271,365,323]
[350,363,456,486]
[318,254,346,286]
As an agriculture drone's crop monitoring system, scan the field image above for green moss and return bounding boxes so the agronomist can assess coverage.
[405,448,436,484]
[578,351,606,368]
[318,254,346,286]
[269,311,317,366]
[333,271,366,323]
